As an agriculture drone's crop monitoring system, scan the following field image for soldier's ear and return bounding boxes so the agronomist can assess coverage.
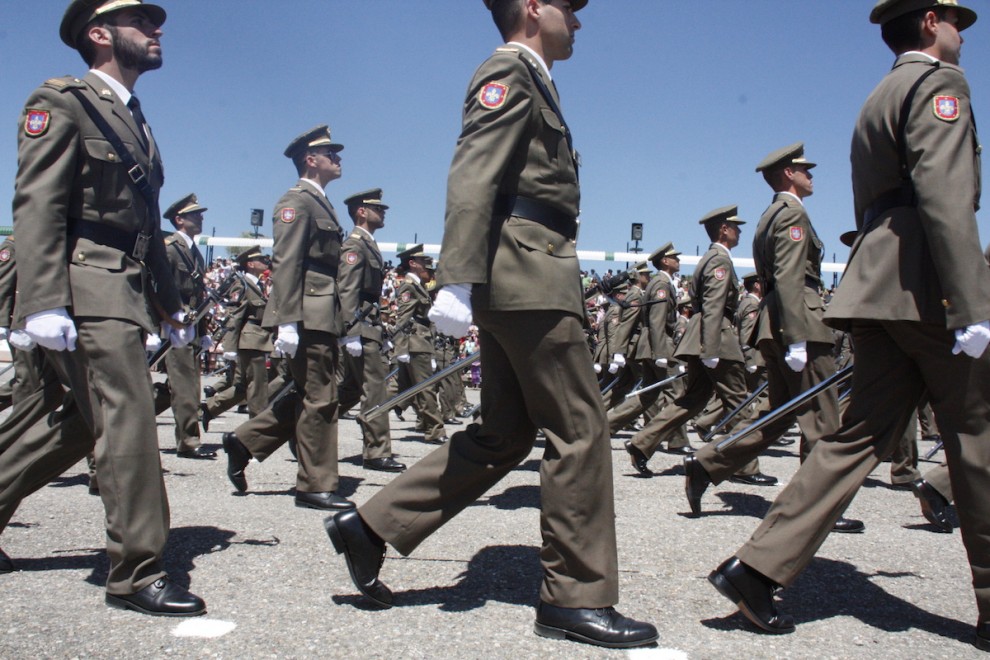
[87,24,114,49]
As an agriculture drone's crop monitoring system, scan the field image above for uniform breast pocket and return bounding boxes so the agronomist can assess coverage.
[314,216,342,258]
[83,138,134,211]
[540,107,567,161]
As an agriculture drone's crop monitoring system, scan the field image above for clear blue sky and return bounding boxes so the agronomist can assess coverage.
[2,1,989,275]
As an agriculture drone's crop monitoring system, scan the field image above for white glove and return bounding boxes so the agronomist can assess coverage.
[0,327,7,342]
[612,353,626,368]
[8,329,36,351]
[654,358,668,367]
[167,311,195,349]
[427,283,473,339]
[608,361,620,374]
[386,340,394,351]
[397,353,411,364]
[747,364,758,374]
[784,341,808,372]
[340,335,362,357]
[701,357,719,369]
[678,364,687,374]
[593,363,602,374]
[271,346,283,358]
[144,333,162,355]
[953,320,990,358]
[274,322,299,358]
[25,308,77,352]
[431,358,438,371]
[199,335,214,350]
[223,351,238,361]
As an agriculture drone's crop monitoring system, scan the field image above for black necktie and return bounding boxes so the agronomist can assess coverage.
[127,95,150,151]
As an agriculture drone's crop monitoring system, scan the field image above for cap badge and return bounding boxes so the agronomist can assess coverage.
[24,109,50,137]
[933,95,960,122]
[479,82,508,110]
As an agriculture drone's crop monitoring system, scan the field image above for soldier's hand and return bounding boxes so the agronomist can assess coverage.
[746,364,758,374]
[431,358,438,371]
[167,312,195,349]
[8,329,37,351]
[428,283,473,339]
[612,353,626,368]
[223,351,238,361]
[654,358,668,367]
[25,308,77,352]
[784,341,807,372]
[144,333,162,356]
[397,353,411,364]
[701,357,719,369]
[274,323,299,358]
[952,320,990,358]
[340,336,363,357]
[593,363,602,374]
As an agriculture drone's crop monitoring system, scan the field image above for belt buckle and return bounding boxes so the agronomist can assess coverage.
[127,164,146,185]
[132,232,150,260]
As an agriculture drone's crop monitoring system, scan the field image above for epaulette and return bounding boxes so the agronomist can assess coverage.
[164,233,181,245]
[43,76,86,93]
[349,231,362,240]
[495,46,519,54]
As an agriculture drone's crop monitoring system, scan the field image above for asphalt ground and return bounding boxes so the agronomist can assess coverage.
[0,378,984,659]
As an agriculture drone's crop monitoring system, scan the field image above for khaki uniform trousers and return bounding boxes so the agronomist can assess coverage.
[338,339,392,460]
[236,328,340,493]
[630,357,748,459]
[165,344,202,452]
[360,309,619,607]
[399,353,444,442]
[205,349,268,418]
[737,321,990,620]
[0,319,168,595]
[696,340,839,484]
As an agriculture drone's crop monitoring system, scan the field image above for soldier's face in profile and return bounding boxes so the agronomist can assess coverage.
[790,164,814,198]
[539,0,581,63]
[106,9,163,73]
[363,205,386,230]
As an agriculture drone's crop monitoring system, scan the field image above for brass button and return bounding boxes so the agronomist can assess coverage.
[78,252,86,261]
[107,153,115,161]
[942,299,951,308]
[547,243,555,254]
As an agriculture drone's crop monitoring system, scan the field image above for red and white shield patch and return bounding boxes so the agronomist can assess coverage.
[714,267,727,281]
[0,249,10,263]
[400,291,411,303]
[933,95,960,121]
[656,289,667,300]
[789,226,804,241]
[24,109,50,137]
[280,208,296,223]
[344,251,358,265]
[479,82,508,110]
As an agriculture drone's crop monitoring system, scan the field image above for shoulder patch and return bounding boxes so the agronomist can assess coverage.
[0,248,11,263]
[713,267,727,281]
[344,251,358,265]
[789,226,804,241]
[279,208,296,223]
[400,291,411,303]
[24,109,50,137]
[933,95,960,121]
[479,82,509,110]
[656,289,667,301]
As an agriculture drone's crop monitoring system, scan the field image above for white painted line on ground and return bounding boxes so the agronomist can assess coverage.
[171,618,237,638]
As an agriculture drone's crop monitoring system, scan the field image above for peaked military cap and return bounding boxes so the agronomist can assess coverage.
[840,230,859,248]
[396,244,433,267]
[870,0,976,30]
[284,125,344,160]
[236,245,267,266]
[699,205,745,226]
[648,242,681,268]
[163,193,207,222]
[61,0,166,49]
[755,142,817,173]
[483,0,587,11]
[633,261,651,274]
[344,188,389,210]
[741,271,760,284]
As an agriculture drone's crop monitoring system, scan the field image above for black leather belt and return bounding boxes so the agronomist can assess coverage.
[69,219,149,260]
[304,259,338,278]
[496,195,578,240]
[862,185,915,229]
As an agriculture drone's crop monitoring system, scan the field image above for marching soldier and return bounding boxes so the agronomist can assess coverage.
[336,189,405,472]
[222,125,354,511]
[162,193,215,459]
[0,0,204,614]
[201,246,272,428]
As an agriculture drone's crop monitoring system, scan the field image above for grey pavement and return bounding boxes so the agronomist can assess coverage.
[0,380,983,659]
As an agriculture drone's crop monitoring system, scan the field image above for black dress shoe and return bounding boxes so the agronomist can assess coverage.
[729,473,778,486]
[393,407,405,422]
[708,557,794,634]
[295,491,356,511]
[976,622,990,651]
[105,576,206,617]
[236,405,249,414]
[426,435,448,445]
[364,457,407,473]
[663,444,696,455]
[200,403,213,433]
[684,456,711,516]
[176,446,217,460]
[912,479,952,533]
[0,548,15,574]
[534,602,658,649]
[773,437,796,446]
[222,432,251,492]
[692,424,711,439]
[832,517,865,533]
[324,510,392,608]
[203,385,216,398]
[624,441,652,476]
